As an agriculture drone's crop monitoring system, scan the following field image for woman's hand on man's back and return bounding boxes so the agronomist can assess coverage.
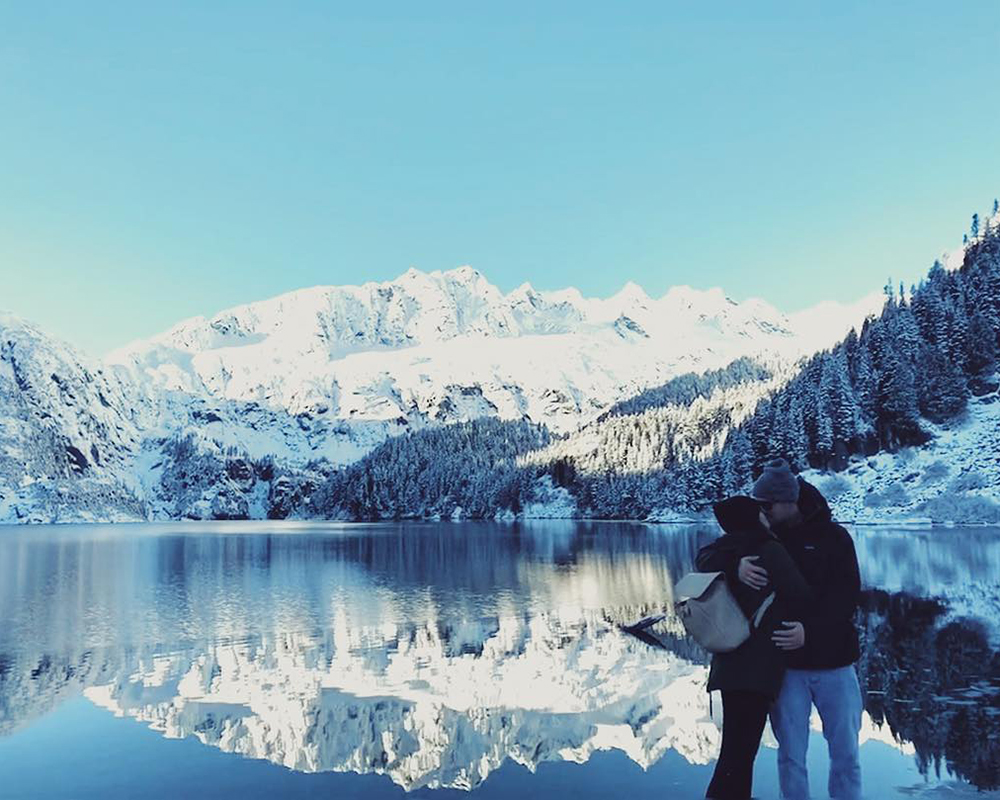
[738,555,769,590]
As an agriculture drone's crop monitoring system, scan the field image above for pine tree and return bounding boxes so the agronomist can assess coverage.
[728,428,754,489]
[910,284,931,343]
[827,350,862,446]
[771,393,792,459]
[893,301,923,360]
[925,288,949,352]
[866,316,889,369]
[785,393,810,470]
[843,328,860,365]
[916,344,967,423]
[853,345,877,438]
[719,447,738,496]
[814,401,834,464]
[675,458,699,510]
[967,237,1000,342]
[966,310,997,373]
[945,294,970,372]
[747,402,772,470]
[876,343,922,448]
[929,259,947,287]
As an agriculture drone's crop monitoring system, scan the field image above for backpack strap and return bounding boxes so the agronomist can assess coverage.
[752,591,776,628]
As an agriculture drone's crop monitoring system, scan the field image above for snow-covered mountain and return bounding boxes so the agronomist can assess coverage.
[0,268,878,524]
[106,267,874,440]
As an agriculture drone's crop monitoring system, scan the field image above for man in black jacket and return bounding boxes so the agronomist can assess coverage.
[740,458,862,800]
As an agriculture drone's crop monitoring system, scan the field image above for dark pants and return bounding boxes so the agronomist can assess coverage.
[706,690,771,800]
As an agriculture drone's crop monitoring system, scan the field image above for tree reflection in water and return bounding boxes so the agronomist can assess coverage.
[856,590,1000,790]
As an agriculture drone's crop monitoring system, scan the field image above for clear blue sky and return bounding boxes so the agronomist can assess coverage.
[3,1,1000,355]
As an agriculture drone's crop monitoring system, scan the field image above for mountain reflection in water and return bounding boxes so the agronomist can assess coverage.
[1,521,999,794]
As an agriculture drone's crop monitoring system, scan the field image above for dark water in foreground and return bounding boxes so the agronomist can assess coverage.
[1,521,999,799]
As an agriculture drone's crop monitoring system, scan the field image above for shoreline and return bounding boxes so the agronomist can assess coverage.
[2,515,999,530]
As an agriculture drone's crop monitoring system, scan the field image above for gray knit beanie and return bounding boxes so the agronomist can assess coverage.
[751,458,800,503]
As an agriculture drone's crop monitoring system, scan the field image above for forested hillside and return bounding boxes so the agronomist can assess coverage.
[314,418,552,520]
[688,211,1000,507]
[312,358,788,520]
[316,208,1000,521]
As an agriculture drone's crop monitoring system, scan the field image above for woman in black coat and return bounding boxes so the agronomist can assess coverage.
[695,495,813,800]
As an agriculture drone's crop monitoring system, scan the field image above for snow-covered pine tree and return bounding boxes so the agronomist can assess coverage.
[966,310,998,373]
[814,359,835,465]
[785,392,811,471]
[727,428,754,492]
[828,348,863,447]
[875,340,923,449]
[894,296,923,357]
[944,292,970,373]
[916,342,968,422]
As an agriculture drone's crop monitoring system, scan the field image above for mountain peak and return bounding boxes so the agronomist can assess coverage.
[659,285,735,314]
[444,265,484,282]
[611,281,650,305]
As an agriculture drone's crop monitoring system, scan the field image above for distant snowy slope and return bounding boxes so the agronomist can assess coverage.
[787,291,885,354]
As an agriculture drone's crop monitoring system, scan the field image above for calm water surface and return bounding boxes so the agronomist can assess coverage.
[1,520,998,799]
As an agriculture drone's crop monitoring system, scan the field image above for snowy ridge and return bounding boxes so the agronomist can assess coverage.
[1,268,880,523]
[0,312,345,522]
[786,292,885,354]
[0,312,151,521]
[104,267,871,438]
[939,205,1000,272]
[0,311,147,475]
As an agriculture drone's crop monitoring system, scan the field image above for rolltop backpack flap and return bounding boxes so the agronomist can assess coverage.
[673,571,750,653]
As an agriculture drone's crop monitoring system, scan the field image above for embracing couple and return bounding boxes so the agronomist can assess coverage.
[698,458,863,800]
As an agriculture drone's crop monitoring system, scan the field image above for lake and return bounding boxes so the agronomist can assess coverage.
[1,521,998,799]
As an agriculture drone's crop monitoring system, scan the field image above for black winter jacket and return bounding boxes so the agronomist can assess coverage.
[771,478,861,670]
[695,496,813,699]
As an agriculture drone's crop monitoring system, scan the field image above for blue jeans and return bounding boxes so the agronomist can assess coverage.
[769,666,863,800]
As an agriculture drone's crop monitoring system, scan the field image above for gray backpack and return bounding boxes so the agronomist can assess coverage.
[674,571,774,653]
